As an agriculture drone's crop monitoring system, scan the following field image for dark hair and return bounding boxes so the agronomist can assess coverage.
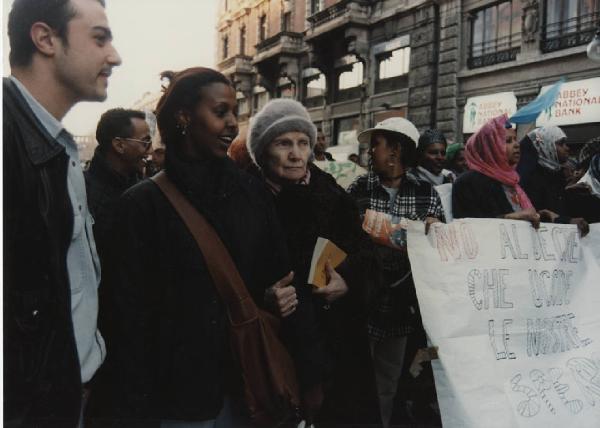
[155,67,232,148]
[371,130,417,167]
[417,129,447,155]
[96,108,145,151]
[8,0,105,67]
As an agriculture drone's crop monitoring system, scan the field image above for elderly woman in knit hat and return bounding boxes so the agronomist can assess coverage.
[246,99,372,427]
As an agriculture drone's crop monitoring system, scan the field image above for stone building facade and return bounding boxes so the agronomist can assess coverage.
[216,0,600,158]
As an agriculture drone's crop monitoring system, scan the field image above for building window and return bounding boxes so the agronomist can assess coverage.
[237,91,249,116]
[305,73,326,98]
[310,0,322,15]
[335,116,360,147]
[253,86,269,112]
[259,14,267,42]
[277,77,295,99]
[239,26,246,55]
[335,61,363,102]
[303,70,326,107]
[282,12,292,31]
[222,35,229,60]
[338,62,363,90]
[542,0,600,53]
[375,47,410,93]
[468,1,521,69]
[378,47,410,79]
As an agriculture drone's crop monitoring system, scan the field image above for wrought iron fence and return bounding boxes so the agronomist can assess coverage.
[468,33,521,69]
[541,12,600,53]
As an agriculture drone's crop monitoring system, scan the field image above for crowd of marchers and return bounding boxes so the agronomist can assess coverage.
[4,1,600,428]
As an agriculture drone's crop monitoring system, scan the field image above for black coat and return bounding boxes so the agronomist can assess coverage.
[84,148,139,260]
[3,78,82,427]
[268,164,372,389]
[565,188,600,223]
[517,137,570,223]
[98,152,290,425]
[452,170,515,218]
[520,163,571,223]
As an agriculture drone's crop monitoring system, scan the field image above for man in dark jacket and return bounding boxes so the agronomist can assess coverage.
[3,0,121,426]
[86,108,151,255]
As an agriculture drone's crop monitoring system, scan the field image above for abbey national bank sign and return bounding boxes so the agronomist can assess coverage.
[463,92,517,133]
[537,77,600,127]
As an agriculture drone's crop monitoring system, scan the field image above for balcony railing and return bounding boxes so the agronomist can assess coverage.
[468,33,521,69]
[217,55,253,73]
[374,74,408,94]
[304,96,325,108]
[334,86,362,103]
[541,12,600,53]
[255,32,303,54]
[306,0,370,28]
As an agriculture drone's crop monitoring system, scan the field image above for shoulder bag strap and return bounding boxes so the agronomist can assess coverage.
[151,171,258,323]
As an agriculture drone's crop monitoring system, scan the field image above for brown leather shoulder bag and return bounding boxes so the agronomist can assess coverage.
[152,171,300,426]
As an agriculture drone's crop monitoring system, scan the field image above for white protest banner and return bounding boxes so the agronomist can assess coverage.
[463,92,517,133]
[407,219,600,428]
[537,78,600,127]
[435,183,454,222]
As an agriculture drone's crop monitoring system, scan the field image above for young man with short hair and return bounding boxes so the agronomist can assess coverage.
[86,108,151,249]
[4,0,121,426]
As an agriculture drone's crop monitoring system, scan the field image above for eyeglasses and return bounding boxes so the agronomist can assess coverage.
[117,137,152,151]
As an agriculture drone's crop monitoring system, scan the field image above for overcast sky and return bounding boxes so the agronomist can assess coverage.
[2,0,219,135]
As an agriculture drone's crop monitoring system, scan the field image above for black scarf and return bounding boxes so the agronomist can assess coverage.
[164,147,241,216]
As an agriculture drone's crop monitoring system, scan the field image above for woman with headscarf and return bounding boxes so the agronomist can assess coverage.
[244,99,373,427]
[411,129,454,184]
[566,153,600,223]
[517,125,588,235]
[452,114,544,226]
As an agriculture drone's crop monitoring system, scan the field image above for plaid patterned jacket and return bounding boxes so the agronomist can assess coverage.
[347,170,444,341]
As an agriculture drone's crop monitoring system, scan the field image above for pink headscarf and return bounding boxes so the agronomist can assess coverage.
[465,114,534,210]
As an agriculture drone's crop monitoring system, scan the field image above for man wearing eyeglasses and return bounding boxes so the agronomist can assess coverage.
[85,108,151,253]
[82,107,151,422]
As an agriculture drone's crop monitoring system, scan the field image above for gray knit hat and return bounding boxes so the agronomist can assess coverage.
[246,99,317,167]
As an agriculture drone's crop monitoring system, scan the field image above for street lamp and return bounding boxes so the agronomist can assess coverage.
[587,29,600,62]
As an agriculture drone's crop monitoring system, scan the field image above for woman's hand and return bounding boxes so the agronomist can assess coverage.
[424,216,441,235]
[312,261,348,303]
[570,217,590,237]
[538,209,559,223]
[504,208,541,229]
[264,271,297,317]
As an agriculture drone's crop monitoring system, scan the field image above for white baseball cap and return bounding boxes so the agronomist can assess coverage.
[357,117,420,147]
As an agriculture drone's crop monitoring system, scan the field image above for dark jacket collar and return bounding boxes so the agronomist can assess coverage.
[3,77,65,165]
[87,147,138,191]
[164,148,242,212]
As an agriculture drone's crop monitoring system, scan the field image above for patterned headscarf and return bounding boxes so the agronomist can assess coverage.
[526,126,566,172]
[579,154,600,198]
[465,114,534,210]
[578,137,600,172]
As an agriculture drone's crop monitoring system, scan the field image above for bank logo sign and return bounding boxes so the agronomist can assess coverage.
[463,92,517,133]
[537,77,600,127]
